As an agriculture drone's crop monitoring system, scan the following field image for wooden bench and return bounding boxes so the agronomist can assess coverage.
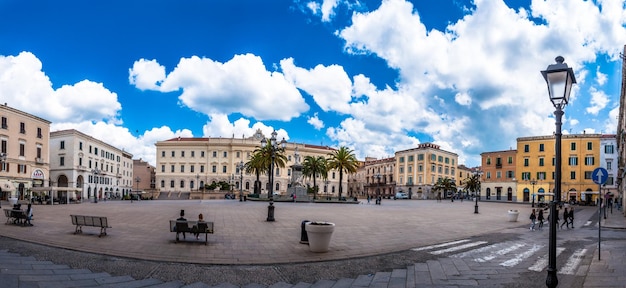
[169,220,214,245]
[70,215,111,237]
[4,209,28,226]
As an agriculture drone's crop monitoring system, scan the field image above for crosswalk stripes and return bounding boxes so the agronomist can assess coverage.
[411,239,589,275]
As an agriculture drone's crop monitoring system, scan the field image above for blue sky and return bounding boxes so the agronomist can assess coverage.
[0,0,624,167]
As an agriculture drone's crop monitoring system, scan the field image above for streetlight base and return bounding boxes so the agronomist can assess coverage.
[546,268,558,288]
[266,201,275,222]
[474,205,479,214]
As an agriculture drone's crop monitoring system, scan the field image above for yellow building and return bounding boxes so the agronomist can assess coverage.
[0,104,51,201]
[395,143,458,199]
[517,134,603,205]
[154,129,339,199]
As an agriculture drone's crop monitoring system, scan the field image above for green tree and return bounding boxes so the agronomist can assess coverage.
[463,173,481,198]
[326,146,358,200]
[248,138,288,194]
[302,155,328,200]
[433,177,457,199]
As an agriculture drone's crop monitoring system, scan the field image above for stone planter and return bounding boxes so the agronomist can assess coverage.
[305,221,335,253]
[507,210,519,222]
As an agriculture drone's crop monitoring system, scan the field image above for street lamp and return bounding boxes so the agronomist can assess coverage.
[530,178,537,207]
[261,130,286,222]
[195,173,199,191]
[375,173,381,205]
[237,160,245,202]
[91,168,101,203]
[542,56,576,288]
[474,170,481,214]
[134,176,140,203]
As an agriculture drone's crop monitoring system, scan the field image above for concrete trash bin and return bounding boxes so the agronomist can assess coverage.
[507,210,520,222]
[300,220,310,244]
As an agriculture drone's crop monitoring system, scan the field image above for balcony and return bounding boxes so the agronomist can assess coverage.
[35,158,44,164]
[495,163,502,169]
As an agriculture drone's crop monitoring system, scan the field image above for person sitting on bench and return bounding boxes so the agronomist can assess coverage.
[193,213,206,240]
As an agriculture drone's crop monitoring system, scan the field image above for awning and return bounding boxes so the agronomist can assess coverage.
[31,187,82,192]
[0,179,14,190]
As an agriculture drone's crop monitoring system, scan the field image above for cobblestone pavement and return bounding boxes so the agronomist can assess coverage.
[0,199,624,287]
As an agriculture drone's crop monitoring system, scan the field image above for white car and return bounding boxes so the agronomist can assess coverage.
[394,192,409,199]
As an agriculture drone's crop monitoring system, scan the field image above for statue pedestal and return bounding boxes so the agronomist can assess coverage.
[287,186,308,202]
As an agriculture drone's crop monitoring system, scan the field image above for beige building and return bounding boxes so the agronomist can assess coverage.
[617,44,626,216]
[133,159,156,196]
[154,130,340,199]
[48,129,134,202]
[0,104,51,201]
[360,157,395,199]
[456,164,475,196]
[395,143,459,199]
[481,149,517,202]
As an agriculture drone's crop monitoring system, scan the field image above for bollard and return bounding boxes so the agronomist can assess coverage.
[300,220,310,244]
[266,201,275,222]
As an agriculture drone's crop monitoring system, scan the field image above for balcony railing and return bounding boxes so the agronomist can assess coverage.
[35,158,44,164]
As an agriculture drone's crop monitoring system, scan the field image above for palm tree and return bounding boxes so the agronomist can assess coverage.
[463,173,481,198]
[433,177,457,199]
[326,146,358,200]
[302,155,328,200]
[249,138,288,195]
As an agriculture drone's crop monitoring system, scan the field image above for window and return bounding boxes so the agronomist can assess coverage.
[399,166,404,173]
[486,158,491,165]
[524,158,529,167]
[213,151,217,157]
[585,156,594,166]
[161,151,165,157]
[445,157,450,164]
[570,171,576,180]
[418,154,424,161]
[18,164,26,173]
[507,171,514,178]
[1,117,6,129]
[1,139,6,153]
[539,144,544,152]
[537,172,546,180]
[171,151,175,157]
[418,164,423,172]
[170,180,175,188]
[496,157,502,166]
[607,161,612,170]
[19,143,25,156]
[408,155,413,162]
[539,157,544,166]
[236,151,240,158]
[223,166,227,173]
[521,172,530,181]
[60,141,65,149]
[496,171,501,178]
[223,151,227,157]
[587,142,592,150]
[571,142,576,151]
[399,157,404,163]
[181,151,185,157]
[36,147,41,159]
[438,156,443,162]
[605,145,615,154]
[190,165,195,173]
[191,151,195,157]
[584,171,592,179]
[201,151,205,157]
[408,166,412,173]
[60,156,65,166]
[212,165,216,173]
[161,180,165,188]
[37,127,42,138]
[190,181,195,189]
[20,122,25,134]
[524,144,529,152]
[170,165,174,172]
[180,165,185,173]
[161,165,165,172]
[180,180,185,188]
[94,147,98,155]
[431,154,436,161]
[200,165,205,173]
[569,156,578,166]
[431,164,435,172]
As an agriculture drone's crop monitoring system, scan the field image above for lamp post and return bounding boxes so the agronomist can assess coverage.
[134,176,140,203]
[261,130,286,221]
[195,173,199,191]
[474,170,481,214]
[92,168,101,203]
[237,160,244,201]
[541,56,576,288]
[0,153,5,204]
[375,173,381,205]
[530,178,537,207]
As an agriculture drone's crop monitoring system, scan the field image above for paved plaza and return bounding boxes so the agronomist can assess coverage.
[0,199,625,287]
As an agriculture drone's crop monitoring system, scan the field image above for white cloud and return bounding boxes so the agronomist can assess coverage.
[606,106,618,134]
[586,87,609,115]
[129,59,166,90]
[307,113,325,130]
[454,92,472,106]
[131,54,309,121]
[595,66,607,86]
[0,52,122,124]
[320,0,339,22]
[201,114,290,143]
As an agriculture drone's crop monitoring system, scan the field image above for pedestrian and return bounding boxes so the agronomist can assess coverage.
[560,207,569,229]
[25,203,33,226]
[529,209,536,231]
[367,194,370,204]
[568,207,574,228]
[537,209,544,230]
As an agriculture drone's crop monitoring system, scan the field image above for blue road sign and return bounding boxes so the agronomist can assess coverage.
[592,167,608,185]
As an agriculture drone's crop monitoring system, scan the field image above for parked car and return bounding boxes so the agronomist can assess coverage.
[394,192,409,200]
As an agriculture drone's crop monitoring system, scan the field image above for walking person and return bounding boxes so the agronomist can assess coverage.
[529,209,536,231]
[537,209,545,230]
[560,207,569,229]
[568,207,574,228]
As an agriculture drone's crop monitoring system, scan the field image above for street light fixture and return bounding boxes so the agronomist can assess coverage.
[237,160,245,201]
[375,173,381,205]
[91,168,101,203]
[530,178,537,208]
[541,55,576,288]
[261,130,286,222]
[134,176,141,203]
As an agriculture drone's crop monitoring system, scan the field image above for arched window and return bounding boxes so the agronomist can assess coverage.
[160,180,165,188]
[170,180,174,188]
[180,180,185,188]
